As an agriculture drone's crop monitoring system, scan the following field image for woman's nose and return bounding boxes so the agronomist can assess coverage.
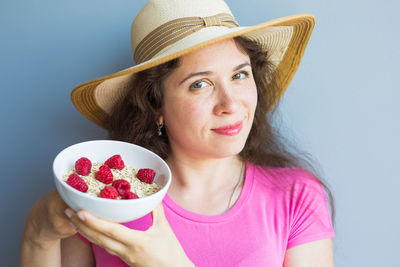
[213,83,238,116]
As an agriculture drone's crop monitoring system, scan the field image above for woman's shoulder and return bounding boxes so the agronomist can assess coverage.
[247,162,324,196]
[245,163,334,248]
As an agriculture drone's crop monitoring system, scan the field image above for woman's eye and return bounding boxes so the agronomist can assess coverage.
[189,80,210,90]
[232,71,248,80]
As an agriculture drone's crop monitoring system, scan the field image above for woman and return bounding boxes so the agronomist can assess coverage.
[20,0,335,266]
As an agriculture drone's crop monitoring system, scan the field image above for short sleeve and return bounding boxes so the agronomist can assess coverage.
[286,170,335,249]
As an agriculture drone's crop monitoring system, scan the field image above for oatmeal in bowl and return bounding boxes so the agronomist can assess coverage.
[53,140,171,222]
[63,155,161,199]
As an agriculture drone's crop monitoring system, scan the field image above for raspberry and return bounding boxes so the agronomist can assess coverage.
[105,154,125,170]
[100,186,118,199]
[136,168,156,184]
[112,179,131,196]
[75,157,92,176]
[95,165,114,184]
[122,191,139,199]
[67,173,88,193]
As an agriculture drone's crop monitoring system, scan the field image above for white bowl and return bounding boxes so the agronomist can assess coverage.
[53,140,171,222]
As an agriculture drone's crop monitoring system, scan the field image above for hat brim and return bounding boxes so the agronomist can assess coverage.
[71,14,315,129]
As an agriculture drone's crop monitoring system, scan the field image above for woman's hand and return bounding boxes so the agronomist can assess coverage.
[24,190,77,247]
[65,204,194,267]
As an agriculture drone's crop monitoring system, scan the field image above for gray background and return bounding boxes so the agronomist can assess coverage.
[1,0,398,266]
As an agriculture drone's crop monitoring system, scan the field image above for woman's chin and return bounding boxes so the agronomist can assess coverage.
[208,142,246,159]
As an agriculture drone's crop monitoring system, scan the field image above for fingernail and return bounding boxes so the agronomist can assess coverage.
[64,209,73,219]
[77,212,85,221]
[69,222,77,229]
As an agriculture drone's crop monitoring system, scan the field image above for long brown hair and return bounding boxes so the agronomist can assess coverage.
[108,36,335,223]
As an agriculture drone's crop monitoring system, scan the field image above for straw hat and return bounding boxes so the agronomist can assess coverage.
[71,0,315,129]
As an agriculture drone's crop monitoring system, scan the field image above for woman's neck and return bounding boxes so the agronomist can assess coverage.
[167,155,242,187]
[165,154,244,214]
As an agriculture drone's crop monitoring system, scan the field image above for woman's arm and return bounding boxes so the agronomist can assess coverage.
[283,238,334,267]
[20,225,95,267]
[20,226,62,267]
[20,191,94,267]
[61,235,95,266]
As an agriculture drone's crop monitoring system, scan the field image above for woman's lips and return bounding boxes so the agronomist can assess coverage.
[211,121,243,136]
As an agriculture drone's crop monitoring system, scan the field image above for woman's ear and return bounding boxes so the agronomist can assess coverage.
[157,115,164,126]
[157,116,164,136]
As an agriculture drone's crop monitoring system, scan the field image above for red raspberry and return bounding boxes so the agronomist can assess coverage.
[100,186,118,199]
[95,165,113,184]
[112,179,131,196]
[136,168,156,184]
[75,157,92,176]
[67,173,88,193]
[122,192,139,199]
[105,154,125,170]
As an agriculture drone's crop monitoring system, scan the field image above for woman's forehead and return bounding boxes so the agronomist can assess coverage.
[176,39,250,72]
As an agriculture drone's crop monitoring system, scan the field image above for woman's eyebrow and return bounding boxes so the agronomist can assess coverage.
[179,71,212,85]
[233,62,251,71]
[178,61,251,85]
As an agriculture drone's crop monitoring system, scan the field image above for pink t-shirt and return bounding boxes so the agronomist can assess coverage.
[78,163,335,266]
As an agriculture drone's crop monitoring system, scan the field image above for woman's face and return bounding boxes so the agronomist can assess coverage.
[161,39,258,160]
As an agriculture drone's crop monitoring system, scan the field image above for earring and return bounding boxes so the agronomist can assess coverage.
[157,123,164,136]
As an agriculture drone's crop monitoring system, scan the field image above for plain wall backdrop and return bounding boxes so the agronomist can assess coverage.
[1,0,399,266]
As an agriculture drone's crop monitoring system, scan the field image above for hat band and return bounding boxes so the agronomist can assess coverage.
[134,13,239,64]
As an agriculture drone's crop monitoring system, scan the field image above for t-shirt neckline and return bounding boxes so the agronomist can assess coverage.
[162,162,254,223]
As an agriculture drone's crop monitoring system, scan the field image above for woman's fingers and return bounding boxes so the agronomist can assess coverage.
[63,204,190,266]
[29,191,77,241]
[67,210,127,255]
[67,209,143,246]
